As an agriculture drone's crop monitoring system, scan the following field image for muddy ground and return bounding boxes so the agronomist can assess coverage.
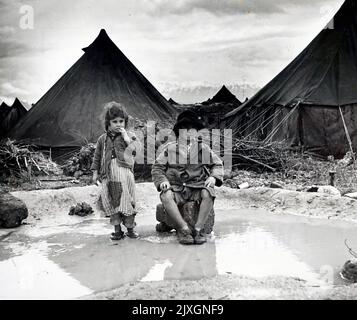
[1,183,357,300]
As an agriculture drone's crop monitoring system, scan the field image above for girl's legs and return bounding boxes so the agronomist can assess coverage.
[123,215,139,238]
[114,224,122,234]
[111,222,125,241]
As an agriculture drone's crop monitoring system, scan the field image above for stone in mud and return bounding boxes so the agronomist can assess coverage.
[341,260,357,282]
[317,186,341,197]
[0,193,28,228]
[156,202,214,234]
[69,202,94,217]
[269,182,284,189]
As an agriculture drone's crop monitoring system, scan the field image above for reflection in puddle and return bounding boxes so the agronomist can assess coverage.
[216,226,320,283]
[141,260,173,282]
[0,249,92,299]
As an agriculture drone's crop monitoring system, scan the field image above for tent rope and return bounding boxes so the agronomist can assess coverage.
[263,101,300,143]
[339,106,356,161]
[245,105,281,140]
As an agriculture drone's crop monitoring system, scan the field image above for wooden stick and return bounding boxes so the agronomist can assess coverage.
[237,154,276,172]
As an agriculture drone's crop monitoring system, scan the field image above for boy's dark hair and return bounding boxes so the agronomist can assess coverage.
[103,101,129,130]
[173,110,205,137]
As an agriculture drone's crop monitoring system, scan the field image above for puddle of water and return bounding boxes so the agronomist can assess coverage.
[214,210,357,285]
[141,260,174,282]
[1,209,357,298]
[215,226,321,283]
[0,243,92,299]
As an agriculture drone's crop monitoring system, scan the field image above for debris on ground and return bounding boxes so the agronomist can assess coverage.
[344,192,357,200]
[0,138,61,183]
[68,202,94,217]
[232,139,289,172]
[62,144,96,178]
[338,151,355,167]
[269,182,284,189]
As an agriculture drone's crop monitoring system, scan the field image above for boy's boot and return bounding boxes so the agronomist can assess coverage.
[126,228,139,239]
[194,228,206,245]
[177,227,194,245]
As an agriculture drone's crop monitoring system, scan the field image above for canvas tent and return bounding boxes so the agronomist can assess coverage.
[203,85,241,105]
[168,98,179,105]
[0,102,11,124]
[11,29,176,147]
[0,98,27,138]
[224,0,357,157]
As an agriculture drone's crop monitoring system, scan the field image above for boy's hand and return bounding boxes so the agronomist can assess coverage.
[205,177,216,188]
[92,171,99,185]
[160,181,171,191]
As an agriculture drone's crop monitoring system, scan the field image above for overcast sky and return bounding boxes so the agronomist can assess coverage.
[0,0,344,104]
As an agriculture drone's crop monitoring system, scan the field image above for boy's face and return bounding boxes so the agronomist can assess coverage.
[109,116,125,133]
[178,127,197,142]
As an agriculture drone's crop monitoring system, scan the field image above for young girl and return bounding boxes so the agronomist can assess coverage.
[91,102,140,240]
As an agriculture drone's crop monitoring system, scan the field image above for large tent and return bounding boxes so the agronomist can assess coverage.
[11,29,176,147]
[203,85,241,105]
[0,98,27,138]
[0,102,11,124]
[224,0,357,157]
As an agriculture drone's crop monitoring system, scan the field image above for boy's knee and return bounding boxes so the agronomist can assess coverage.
[201,189,213,200]
[160,190,173,203]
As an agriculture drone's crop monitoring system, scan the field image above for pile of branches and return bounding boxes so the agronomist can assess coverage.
[62,143,96,178]
[0,138,60,181]
[231,139,289,172]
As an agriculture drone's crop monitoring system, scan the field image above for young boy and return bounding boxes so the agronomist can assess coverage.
[151,110,224,245]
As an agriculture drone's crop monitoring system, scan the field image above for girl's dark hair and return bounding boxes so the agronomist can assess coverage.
[103,101,129,130]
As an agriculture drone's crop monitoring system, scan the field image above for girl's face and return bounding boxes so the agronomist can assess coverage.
[109,116,125,133]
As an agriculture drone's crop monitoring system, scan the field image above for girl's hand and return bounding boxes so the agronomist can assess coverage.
[119,128,130,144]
[205,177,216,188]
[160,181,171,191]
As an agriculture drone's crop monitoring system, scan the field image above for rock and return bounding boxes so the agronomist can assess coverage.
[269,182,284,189]
[0,193,28,228]
[306,186,319,192]
[341,260,357,282]
[69,202,94,217]
[317,186,341,197]
[344,192,357,200]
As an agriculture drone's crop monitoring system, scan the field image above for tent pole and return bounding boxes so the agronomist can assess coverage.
[339,106,355,162]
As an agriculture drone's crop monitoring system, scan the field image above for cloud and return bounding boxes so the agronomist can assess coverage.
[0,26,15,35]
[0,39,30,59]
[0,0,345,104]
[143,0,330,16]
[1,82,29,96]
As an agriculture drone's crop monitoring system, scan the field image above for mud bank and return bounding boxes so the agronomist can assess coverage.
[83,274,357,300]
[9,183,357,227]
